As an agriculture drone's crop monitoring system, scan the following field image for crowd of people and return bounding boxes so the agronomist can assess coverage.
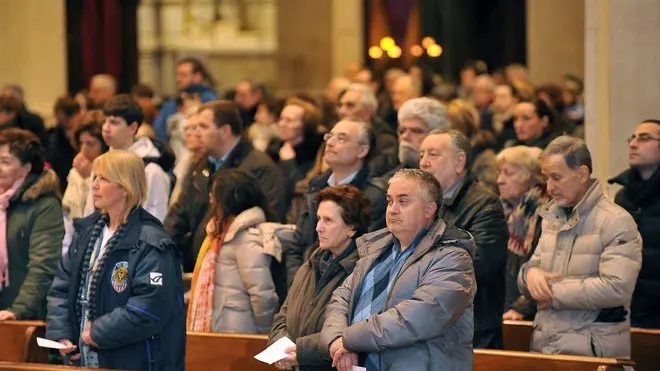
[0,57,657,371]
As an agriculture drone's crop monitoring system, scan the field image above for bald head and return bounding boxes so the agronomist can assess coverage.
[89,74,117,108]
[392,75,421,111]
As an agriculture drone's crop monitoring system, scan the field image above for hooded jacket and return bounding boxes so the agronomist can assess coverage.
[321,220,476,371]
[46,207,185,371]
[0,169,64,319]
[83,137,174,222]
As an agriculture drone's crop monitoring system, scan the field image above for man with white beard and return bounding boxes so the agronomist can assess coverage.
[375,97,450,184]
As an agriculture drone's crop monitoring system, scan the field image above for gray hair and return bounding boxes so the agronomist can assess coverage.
[398,97,450,131]
[475,75,495,92]
[428,128,474,169]
[540,135,592,173]
[343,83,378,112]
[389,168,444,214]
[338,117,372,147]
[496,146,544,185]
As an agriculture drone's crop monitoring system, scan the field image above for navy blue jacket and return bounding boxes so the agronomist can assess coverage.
[46,207,185,371]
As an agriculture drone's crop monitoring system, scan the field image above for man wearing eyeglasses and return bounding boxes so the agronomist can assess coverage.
[609,119,660,329]
[284,118,387,287]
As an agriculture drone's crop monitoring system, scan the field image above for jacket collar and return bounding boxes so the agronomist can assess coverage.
[309,239,359,275]
[539,179,604,230]
[356,218,450,262]
[13,169,61,203]
[443,171,476,208]
[73,207,165,251]
[223,207,266,242]
[309,163,371,192]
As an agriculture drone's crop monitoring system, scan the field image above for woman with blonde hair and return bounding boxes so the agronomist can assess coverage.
[496,145,549,321]
[447,98,498,193]
[47,150,185,370]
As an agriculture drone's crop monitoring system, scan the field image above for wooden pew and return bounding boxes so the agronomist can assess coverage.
[0,321,49,363]
[185,332,634,371]
[474,349,633,371]
[0,362,117,370]
[502,319,534,351]
[630,327,660,371]
[503,320,660,371]
[186,332,273,371]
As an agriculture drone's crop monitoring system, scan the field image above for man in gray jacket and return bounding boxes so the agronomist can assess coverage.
[321,168,476,371]
[518,136,642,357]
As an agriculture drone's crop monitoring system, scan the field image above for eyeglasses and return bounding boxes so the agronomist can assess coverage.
[627,133,660,143]
[324,132,351,144]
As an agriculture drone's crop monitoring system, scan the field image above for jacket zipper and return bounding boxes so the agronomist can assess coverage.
[146,339,154,371]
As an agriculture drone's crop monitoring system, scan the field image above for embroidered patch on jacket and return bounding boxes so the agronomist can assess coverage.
[149,272,163,286]
[111,261,129,293]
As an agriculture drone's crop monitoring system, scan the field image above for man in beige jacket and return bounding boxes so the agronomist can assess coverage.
[518,136,642,358]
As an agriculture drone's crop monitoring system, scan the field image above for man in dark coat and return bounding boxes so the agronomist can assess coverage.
[165,101,287,272]
[609,119,660,328]
[420,128,508,349]
[336,83,398,177]
[284,118,387,286]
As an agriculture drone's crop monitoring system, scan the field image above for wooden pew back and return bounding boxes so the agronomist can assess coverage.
[0,321,49,363]
[185,332,633,371]
[186,332,272,371]
[474,349,632,371]
[503,320,660,371]
[0,362,116,371]
[630,327,660,371]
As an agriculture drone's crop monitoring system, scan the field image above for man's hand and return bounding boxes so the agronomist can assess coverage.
[81,323,99,348]
[274,345,298,370]
[335,352,358,371]
[502,309,524,321]
[0,310,16,321]
[525,267,561,303]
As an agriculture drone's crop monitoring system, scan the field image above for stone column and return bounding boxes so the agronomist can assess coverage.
[276,0,364,95]
[526,0,585,84]
[0,0,67,120]
[584,0,660,187]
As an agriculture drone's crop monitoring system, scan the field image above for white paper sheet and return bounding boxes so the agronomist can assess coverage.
[36,337,68,349]
[254,336,296,364]
[352,366,366,371]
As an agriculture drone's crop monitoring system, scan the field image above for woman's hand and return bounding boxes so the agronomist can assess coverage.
[58,339,80,362]
[81,323,99,348]
[274,345,298,370]
[0,310,16,321]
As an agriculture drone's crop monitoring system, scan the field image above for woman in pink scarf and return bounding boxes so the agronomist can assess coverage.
[0,128,64,321]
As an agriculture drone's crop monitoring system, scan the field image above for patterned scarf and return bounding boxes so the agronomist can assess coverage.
[0,176,25,289]
[187,219,232,332]
[75,213,128,324]
[504,185,547,257]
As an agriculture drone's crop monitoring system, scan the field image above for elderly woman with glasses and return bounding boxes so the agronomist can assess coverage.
[496,145,549,321]
[270,185,371,371]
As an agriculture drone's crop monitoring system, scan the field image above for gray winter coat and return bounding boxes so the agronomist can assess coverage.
[210,207,279,334]
[518,180,642,357]
[320,219,476,371]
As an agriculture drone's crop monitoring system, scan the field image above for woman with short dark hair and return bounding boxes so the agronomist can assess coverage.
[0,128,64,321]
[269,185,371,371]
